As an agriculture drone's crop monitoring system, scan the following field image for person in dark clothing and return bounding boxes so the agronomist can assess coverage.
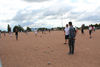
[68,22,76,55]
[48,29,51,33]
[42,29,44,34]
[81,24,85,34]
[15,29,18,40]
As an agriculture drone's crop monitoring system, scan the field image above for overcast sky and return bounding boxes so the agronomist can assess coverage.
[0,0,100,30]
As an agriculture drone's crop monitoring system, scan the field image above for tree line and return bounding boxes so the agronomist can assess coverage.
[7,24,32,32]
[1,23,100,33]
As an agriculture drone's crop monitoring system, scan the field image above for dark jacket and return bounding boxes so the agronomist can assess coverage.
[69,26,76,39]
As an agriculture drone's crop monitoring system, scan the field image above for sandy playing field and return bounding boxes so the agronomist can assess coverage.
[0,30,100,67]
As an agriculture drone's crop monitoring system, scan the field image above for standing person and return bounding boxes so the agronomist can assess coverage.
[81,24,85,34]
[64,24,69,44]
[4,31,6,36]
[89,25,92,38]
[93,26,96,31]
[42,29,44,34]
[48,29,51,33]
[25,30,28,35]
[34,29,38,36]
[68,22,76,55]
[9,32,12,37]
[15,29,18,40]
[92,26,95,32]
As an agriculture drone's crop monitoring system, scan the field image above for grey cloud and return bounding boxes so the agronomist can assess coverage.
[77,10,100,22]
[67,11,86,20]
[11,5,73,27]
[43,6,72,17]
[78,15,100,22]
[75,6,100,22]
[12,8,44,23]
[38,5,73,20]
[11,3,100,28]
[30,23,51,28]
[0,20,10,22]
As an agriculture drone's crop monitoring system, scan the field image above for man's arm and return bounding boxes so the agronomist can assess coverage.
[64,28,65,35]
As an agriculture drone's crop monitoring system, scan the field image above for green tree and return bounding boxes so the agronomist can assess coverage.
[57,27,64,30]
[13,26,19,32]
[26,27,31,32]
[7,24,11,33]
[13,25,24,32]
[18,25,24,32]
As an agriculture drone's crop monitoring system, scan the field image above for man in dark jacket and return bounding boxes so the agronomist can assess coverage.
[68,22,76,55]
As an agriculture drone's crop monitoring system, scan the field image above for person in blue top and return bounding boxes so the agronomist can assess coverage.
[68,21,76,55]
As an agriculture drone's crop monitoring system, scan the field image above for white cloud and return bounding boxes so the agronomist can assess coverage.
[0,0,100,30]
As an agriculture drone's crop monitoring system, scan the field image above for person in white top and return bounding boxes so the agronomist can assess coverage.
[34,29,38,36]
[93,26,96,32]
[89,25,92,38]
[9,32,12,37]
[64,24,69,44]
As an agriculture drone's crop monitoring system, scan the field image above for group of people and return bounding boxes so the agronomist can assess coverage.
[81,24,96,38]
[64,22,96,55]
[0,31,6,39]
[0,29,18,40]
[0,22,96,55]
[0,28,51,40]
[64,22,76,55]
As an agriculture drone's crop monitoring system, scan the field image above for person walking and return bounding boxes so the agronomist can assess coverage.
[89,25,92,38]
[93,26,96,32]
[81,24,85,34]
[68,22,76,55]
[34,29,38,36]
[15,29,18,40]
[4,31,6,36]
[48,29,51,33]
[64,24,69,44]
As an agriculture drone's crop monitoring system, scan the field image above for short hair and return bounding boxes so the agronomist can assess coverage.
[69,21,72,26]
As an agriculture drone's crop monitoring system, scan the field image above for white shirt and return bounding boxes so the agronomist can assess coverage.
[89,27,92,30]
[64,27,69,35]
[75,27,77,30]
[34,30,37,34]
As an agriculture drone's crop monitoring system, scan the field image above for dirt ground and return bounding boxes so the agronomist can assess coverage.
[0,30,100,67]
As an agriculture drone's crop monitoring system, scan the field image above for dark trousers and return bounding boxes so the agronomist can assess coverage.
[89,30,92,35]
[68,38,75,54]
[16,35,18,40]
[81,29,84,34]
